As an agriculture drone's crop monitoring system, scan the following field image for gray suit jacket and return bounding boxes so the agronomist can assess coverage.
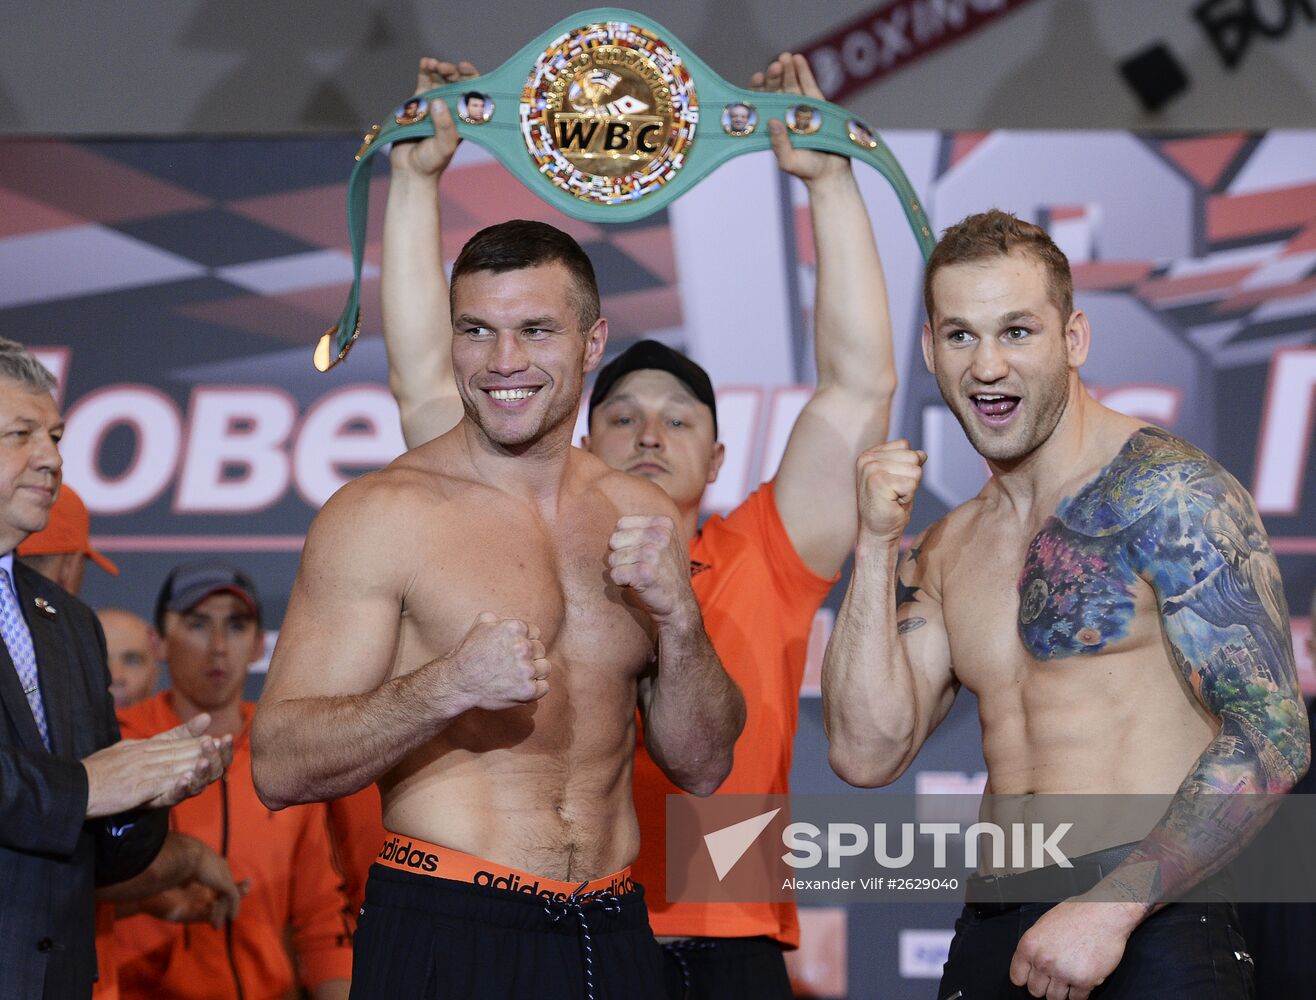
[0,561,167,1000]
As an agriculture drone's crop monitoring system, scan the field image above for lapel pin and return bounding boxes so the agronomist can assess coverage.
[33,597,56,616]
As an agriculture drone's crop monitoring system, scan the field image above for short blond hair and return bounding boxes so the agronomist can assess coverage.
[924,209,1074,322]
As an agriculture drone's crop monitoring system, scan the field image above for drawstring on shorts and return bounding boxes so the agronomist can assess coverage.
[544,881,623,1000]
[661,938,716,1000]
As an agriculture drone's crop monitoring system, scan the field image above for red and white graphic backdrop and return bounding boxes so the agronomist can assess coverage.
[1,129,1313,996]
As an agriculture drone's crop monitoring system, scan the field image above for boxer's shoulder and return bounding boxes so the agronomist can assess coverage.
[1056,425,1216,538]
[579,451,677,519]
[923,491,991,573]
[337,461,455,508]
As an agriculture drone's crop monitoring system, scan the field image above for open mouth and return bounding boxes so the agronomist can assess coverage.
[970,393,1020,425]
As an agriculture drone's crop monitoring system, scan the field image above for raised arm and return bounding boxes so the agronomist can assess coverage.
[754,53,897,578]
[382,58,475,448]
[612,508,745,796]
[251,475,551,809]
[1011,447,1311,997]
[822,441,955,788]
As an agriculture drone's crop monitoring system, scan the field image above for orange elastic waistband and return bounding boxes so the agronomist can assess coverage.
[377,832,636,901]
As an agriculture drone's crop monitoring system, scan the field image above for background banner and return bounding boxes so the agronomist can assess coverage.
[0,128,1312,996]
[800,0,1043,102]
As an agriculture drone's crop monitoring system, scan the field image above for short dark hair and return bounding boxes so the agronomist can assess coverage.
[924,209,1074,323]
[450,220,600,329]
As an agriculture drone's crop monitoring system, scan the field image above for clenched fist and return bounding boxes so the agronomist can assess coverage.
[1009,897,1137,999]
[442,612,551,713]
[607,515,695,625]
[856,440,926,543]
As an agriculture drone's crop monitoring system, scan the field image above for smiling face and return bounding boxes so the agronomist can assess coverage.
[922,251,1087,465]
[0,379,62,554]
[450,262,607,450]
[583,368,724,510]
[728,104,751,132]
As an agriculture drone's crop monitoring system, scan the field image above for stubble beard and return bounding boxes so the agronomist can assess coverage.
[941,365,1071,465]
[461,382,581,451]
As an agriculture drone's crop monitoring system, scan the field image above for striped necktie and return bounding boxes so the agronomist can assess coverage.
[0,568,50,750]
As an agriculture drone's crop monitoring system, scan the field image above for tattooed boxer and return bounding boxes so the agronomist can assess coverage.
[823,210,1308,1000]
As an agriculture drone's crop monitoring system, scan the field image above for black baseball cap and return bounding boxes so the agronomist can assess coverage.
[155,560,262,631]
[588,340,718,438]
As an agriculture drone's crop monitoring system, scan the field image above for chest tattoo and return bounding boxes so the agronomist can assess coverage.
[1016,429,1185,659]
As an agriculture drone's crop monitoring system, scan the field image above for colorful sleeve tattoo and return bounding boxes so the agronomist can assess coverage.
[1018,426,1309,907]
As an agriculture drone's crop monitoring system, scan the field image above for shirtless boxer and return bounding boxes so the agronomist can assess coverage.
[823,210,1309,1000]
[380,54,895,998]
[250,222,745,1000]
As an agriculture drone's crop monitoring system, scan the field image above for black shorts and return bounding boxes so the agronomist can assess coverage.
[350,863,666,1000]
[659,936,792,1000]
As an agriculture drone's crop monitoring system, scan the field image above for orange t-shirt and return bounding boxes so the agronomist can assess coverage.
[113,694,354,1000]
[632,481,836,946]
[326,784,386,917]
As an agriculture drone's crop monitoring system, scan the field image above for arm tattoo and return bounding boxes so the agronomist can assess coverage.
[1049,428,1310,907]
[895,543,924,609]
[895,542,927,632]
[894,579,921,608]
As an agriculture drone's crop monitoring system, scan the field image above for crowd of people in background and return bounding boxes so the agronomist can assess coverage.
[15,487,380,1000]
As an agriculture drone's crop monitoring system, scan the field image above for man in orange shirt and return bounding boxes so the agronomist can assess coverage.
[379,52,895,996]
[114,561,352,1000]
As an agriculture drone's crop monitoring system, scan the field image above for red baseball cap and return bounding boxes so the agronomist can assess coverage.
[17,485,119,575]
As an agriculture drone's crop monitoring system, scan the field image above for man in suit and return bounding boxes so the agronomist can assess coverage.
[0,338,229,1000]
[17,493,244,1000]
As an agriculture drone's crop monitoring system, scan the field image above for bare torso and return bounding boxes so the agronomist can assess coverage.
[368,435,661,880]
[917,425,1219,849]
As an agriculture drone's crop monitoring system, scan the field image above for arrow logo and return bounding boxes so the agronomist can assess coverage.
[703,808,781,881]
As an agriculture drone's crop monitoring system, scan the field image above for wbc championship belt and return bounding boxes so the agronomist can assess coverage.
[317,6,935,371]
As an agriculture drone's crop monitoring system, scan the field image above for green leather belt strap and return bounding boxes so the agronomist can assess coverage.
[317,6,935,371]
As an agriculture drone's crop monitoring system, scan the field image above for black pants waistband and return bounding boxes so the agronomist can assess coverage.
[660,936,783,959]
[965,841,1138,916]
